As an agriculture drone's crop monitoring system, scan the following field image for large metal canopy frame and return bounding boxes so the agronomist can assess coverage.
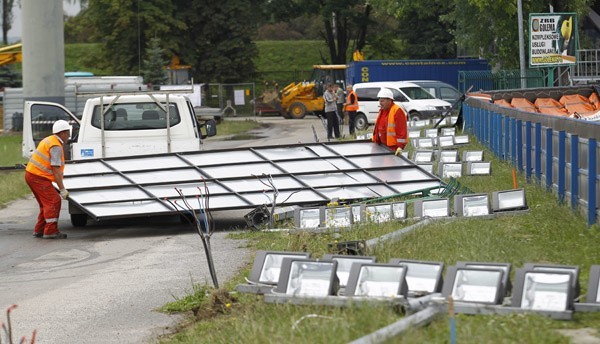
[63,141,445,221]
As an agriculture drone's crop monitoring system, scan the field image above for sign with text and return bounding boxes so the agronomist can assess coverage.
[529,13,577,67]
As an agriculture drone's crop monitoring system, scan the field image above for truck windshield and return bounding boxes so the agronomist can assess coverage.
[91,103,181,130]
[400,87,436,100]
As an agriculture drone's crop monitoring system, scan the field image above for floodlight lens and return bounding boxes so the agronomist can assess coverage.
[260,254,305,283]
[497,190,525,209]
[402,262,441,293]
[469,162,491,175]
[521,272,570,311]
[440,151,458,162]
[392,203,406,219]
[299,209,320,228]
[286,261,335,296]
[419,138,433,148]
[462,195,490,217]
[422,199,449,218]
[438,136,454,147]
[325,207,352,228]
[356,266,405,297]
[334,257,374,287]
[352,205,362,223]
[464,151,484,162]
[425,129,438,138]
[441,128,455,136]
[451,269,502,303]
[442,163,462,178]
[414,151,433,163]
[366,204,392,223]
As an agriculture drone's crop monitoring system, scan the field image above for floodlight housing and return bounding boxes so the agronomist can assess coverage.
[412,150,434,163]
[322,254,377,288]
[417,164,434,174]
[454,193,491,217]
[389,259,444,294]
[345,263,409,298]
[466,161,492,176]
[351,204,365,223]
[523,263,580,298]
[412,138,434,148]
[491,189,527,212]
[462,150,484,162]
[511,268,574,311]
[249,251,311,285]
[585,265,600,303]
[323,205,353,228]
[294,207,323,229]
[409,119,431,128]
[441,127,456,136]
[438,150,459,163]
[437,136,455,148]
[442,266,505,304]
[453,135,469,144]
[391,202,407,219]
[413,198,450,218]
[274,258,339,297]
[438,162,463,178]
[408,130,422,138]
[455,261,511,294]
[425,128,438,138]
[365,203,393,223]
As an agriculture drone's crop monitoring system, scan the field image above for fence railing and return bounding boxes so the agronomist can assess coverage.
[462,95,600,227]
[458,69,546,93]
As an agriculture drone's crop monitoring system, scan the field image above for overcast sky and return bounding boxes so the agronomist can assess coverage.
[8,1,81,41]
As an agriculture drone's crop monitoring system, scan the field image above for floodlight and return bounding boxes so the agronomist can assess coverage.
[345,263,409,297]
[511,268,574,311]
[412,150,434,163]
[466,162,491,175]
[453,135,469,144]
[585,265,600,303]
[323,206,353,228]
[455,261,511,294]
[274,258,339,297]
[491,189,527,212]
[365,203,393,223]
[462,150,484,162]
[441,127,456,136]
[409,119,431,128]
[425,128,438,138]
[322,254,377,288]
[412,138,434,148]
[437,136,455,148]
[523,263,580,297]
[413,198,450,218]
[454,194,490,217]
[450,116,458,125]
[389,259,444,294]
[438,162,463,178]
[356,133,373,140]
[442,266,505,304]
[249,251,311,285]
[438,150,459,163]
[408,130,422,138]
[391,202,407,219]
[351,204,364,223]
[294,207,322,228]
[417,164,433,174]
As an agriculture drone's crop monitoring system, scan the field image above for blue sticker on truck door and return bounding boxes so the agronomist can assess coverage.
[80,149,94,157]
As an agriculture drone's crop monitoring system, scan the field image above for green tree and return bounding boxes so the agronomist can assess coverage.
[141,37,168,87]
[1,0,15,44]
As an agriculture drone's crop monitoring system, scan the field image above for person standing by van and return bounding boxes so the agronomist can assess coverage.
[372,88,408,154]
[344,84,359,136]
[323,83,340,140]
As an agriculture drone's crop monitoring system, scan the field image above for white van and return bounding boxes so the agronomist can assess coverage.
[352,81,452,130]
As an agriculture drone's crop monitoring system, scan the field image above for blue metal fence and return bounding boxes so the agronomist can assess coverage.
[463,97,600,227]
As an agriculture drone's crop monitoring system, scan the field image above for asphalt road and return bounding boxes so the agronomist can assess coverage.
[0,116,338,344]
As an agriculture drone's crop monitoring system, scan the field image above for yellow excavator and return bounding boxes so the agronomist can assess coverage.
[257,64,347,119]
[0,43,22,66]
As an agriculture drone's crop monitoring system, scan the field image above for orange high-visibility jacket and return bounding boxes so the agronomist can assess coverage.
[372,103,408,149]
[26,135,64,181]
[345,90,359,111]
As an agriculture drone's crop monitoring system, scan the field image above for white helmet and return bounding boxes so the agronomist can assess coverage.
[52,120,72,134]
[377,88,394,100]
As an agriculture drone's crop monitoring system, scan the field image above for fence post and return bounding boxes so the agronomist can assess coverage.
[570,135,579,210]
[526,121,532,181]
[517,119,523,171]
[535,122,542,183]
[546,128,553,191]
[588,138,597,227]
[504,116,510,161]
[558,131,566,203]
[511,118,517,166]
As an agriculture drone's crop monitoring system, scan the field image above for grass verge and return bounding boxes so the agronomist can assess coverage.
[159,133,600,344]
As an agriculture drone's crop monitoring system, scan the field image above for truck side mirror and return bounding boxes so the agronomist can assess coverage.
[199,119,217,139]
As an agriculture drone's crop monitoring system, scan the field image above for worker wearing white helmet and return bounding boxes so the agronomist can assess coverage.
[372,88,408,155]
[24,119,72,239]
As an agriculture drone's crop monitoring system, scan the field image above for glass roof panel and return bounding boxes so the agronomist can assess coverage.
[349,155,412,168]
[125,169,205,184]
[182,151,264,166]
[144,182,229,198]
[369,168,433,182]
[86,200,171,218]
[296,172,377,187]
[201,163,282,178]
[221,176,303,192]
[253,146,319,160]
[328,142,391,156]
[106,155,190,172]
[64,161,113,175]
[70,187,148,203]
[64,174,130,189]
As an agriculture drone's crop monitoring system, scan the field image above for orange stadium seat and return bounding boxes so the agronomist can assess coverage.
[494,99,513,108]
[510,98,537,113]
[559,94,596,116]
[534,98,569,117]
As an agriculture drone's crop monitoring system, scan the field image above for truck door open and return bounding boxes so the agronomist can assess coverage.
[23,101,81,159]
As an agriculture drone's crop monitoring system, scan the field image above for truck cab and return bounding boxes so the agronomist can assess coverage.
[23,93,217,160]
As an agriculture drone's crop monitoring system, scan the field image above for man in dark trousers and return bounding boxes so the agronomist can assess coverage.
[323,83,340,140]
[25,120,72,239]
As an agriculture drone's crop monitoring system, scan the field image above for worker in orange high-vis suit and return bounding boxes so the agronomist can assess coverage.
[344,84,359,136]
[25,120,72,239]
[372,88,408,155]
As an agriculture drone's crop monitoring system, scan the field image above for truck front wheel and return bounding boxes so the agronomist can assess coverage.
[288,102,307,119]
[409,111,421,122]
[71,213,88,227]
[355,113,368,131]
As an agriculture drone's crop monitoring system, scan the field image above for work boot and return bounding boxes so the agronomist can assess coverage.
[33,232,43,238]
[43,232,67,239]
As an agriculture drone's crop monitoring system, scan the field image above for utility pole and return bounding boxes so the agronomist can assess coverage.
[517,0,527,89]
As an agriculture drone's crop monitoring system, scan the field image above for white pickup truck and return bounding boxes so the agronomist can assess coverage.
[22,92,217,160]
[22,92,217,227]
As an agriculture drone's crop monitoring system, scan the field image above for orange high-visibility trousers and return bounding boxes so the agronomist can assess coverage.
[25,171,62,236]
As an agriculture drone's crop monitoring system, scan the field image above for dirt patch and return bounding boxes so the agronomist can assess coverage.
[556,328,600,344]
[192,288,237,321]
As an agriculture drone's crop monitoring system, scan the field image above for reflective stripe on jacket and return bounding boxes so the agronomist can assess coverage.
[25,135,64,181]
[345,90,358,111]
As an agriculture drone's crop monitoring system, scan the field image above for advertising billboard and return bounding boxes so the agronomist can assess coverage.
[529,13,577,67]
